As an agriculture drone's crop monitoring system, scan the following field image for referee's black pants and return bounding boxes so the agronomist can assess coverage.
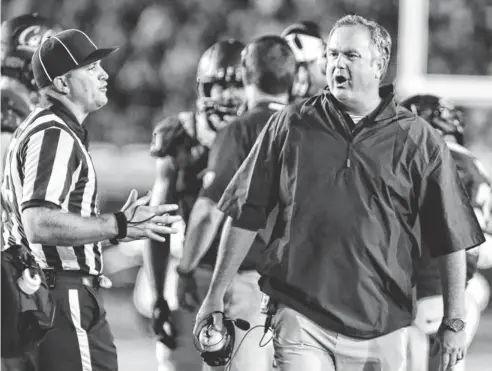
[37,271,118,371]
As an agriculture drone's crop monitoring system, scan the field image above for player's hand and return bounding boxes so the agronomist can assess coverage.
[122,189,181,242]
[177,270,200,312]
[195,112,235,148]
[193,294,225,340]
[208,112,235,131]
[152,297,178,350]
[195,112,217,148]
[437,327,466,370]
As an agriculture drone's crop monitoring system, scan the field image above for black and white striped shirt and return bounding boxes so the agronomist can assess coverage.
[2,98,102,275]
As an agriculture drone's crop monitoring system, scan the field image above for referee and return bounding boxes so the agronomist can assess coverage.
[1,29,180,371]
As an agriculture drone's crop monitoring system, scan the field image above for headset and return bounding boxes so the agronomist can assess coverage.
[195,311,273,369]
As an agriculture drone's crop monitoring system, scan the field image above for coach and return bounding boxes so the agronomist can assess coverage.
[194,15,485,371]
[1,29,180,371]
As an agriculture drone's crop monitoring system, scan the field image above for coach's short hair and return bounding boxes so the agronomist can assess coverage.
[241,35,296,95]
[328,15,392,80]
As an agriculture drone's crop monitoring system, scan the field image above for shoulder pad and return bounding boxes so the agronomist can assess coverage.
[1,88,31,133]
[150,112,196,158]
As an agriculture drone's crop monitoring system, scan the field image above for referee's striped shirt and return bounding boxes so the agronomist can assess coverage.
[2,98,102,275]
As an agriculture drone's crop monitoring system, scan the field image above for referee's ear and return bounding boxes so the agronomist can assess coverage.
[52,76,69,95]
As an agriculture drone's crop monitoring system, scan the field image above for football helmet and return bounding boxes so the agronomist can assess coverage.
[281,21,326,99]
[196,39,245,120]
[1,14,59,92]
[400,94,465,145]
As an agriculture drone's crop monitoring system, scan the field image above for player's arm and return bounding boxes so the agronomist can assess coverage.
[178,197,223,274]
[143,156,178,300]
[177,124,242,275]
[22,128,179,246]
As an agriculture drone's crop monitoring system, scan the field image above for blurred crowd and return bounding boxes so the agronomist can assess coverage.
[1,0,491,156]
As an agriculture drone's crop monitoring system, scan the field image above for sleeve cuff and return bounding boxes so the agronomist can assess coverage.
[200,186,223,204]
[429,233,486,258]
[21,199,61,212]
[219,204,265,232]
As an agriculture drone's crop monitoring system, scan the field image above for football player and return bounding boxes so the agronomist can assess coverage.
[281,20,327,101]
[1,14,60,228]
[133,39,245,371]
[401,94,492,371]
[1,14,59,155]
[0,13,60,371]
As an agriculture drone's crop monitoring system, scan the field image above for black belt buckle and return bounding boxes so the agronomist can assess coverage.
[43,268,56,289]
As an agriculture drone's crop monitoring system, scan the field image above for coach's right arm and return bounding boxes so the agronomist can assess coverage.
[193,111,287,335]
[22,127,179,246]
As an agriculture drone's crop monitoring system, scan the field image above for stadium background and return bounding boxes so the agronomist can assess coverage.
[2,0,492,369]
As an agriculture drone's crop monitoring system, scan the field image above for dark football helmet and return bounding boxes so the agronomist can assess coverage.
[196,39,245,118]
[400,94,465,145]
[1,14,59,92]
[281,21,326,99]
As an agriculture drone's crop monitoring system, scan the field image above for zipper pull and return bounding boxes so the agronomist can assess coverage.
[346,157,351,168]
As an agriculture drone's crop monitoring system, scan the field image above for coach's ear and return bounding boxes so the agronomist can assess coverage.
[374,56,388,81]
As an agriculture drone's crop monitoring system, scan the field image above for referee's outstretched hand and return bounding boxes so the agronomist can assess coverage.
[122,189,181,242]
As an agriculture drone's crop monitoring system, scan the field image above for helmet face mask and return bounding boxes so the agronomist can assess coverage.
[400,94,465,145]
[196,39,246,122]
[1,14,59,92]
[197,80,244,117]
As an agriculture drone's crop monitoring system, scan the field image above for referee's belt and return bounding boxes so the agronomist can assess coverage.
[42,269,112,290]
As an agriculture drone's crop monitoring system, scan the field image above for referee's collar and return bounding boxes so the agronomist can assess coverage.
[48,97,89,148]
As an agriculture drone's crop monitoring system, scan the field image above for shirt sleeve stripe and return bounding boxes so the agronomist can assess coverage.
[32,129,61,203]
[46,129,77,205]
[21,131,45,203]
[21,128,76,207]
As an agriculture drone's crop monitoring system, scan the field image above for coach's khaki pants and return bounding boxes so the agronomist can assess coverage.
[271,304,408,371]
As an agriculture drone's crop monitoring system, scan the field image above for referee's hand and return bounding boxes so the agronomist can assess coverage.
[122,189,181,242]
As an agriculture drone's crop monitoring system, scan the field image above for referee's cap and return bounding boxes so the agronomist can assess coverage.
[31,28,118,88]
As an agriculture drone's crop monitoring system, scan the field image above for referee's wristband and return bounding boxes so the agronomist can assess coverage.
[110,212,127,245]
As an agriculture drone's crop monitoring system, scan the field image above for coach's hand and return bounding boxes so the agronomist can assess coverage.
[177,270,200,312]
[193,294,224,340]
[122,189,181,242]
[437,326,466,370]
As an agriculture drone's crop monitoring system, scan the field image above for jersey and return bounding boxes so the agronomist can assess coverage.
[201,101,285,271]
[2,100,103,274]
[150,112,221,266]
[150,112,209,224]
[415,141,491,299]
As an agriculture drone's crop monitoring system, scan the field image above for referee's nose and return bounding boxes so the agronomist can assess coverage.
[97,64,109,81]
